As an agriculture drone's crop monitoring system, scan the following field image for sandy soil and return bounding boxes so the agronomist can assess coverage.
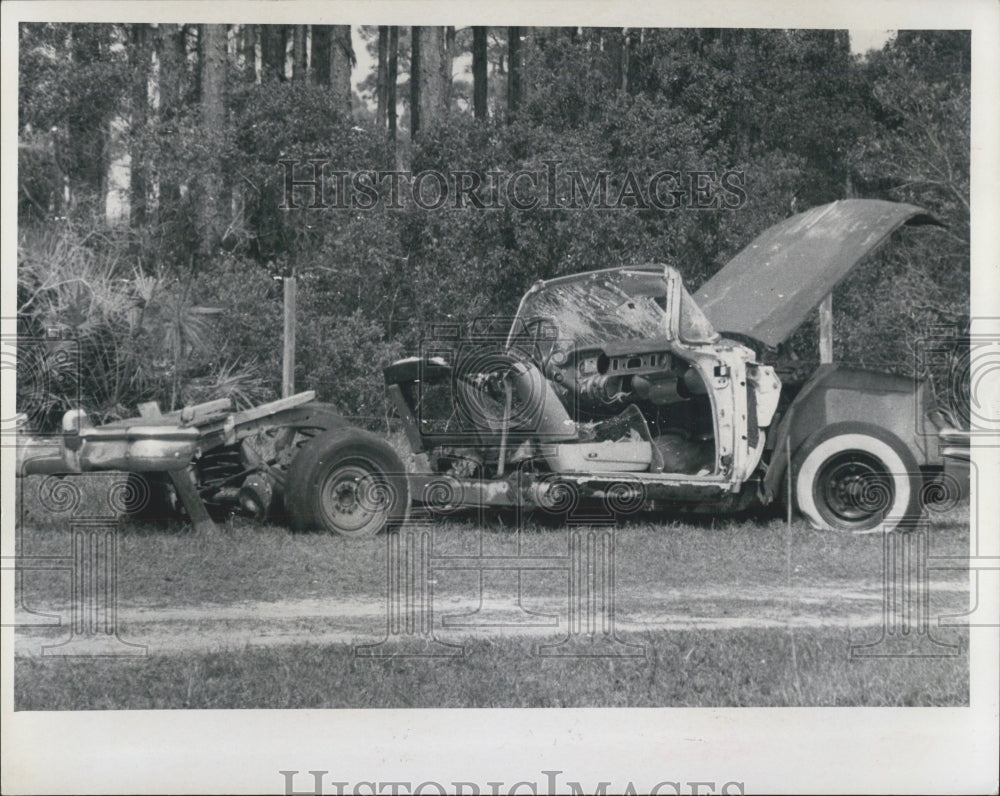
[13,578,969,658]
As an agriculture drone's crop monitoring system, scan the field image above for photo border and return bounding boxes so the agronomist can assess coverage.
[2,2,997,794]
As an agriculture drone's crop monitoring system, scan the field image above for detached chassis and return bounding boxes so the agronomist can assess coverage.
[15,391,405,536]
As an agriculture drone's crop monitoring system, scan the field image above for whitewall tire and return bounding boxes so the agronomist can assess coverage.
[793,423,922,532]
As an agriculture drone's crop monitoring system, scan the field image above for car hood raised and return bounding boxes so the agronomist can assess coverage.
[693,199,940,347]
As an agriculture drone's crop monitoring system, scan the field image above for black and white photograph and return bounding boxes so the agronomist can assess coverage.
[2,1,998,794]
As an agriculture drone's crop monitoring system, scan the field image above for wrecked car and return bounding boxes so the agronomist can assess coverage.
[370,199,959,534]
[15,200,963,537]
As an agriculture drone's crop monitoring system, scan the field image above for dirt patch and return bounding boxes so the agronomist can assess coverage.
[14,578,969,658]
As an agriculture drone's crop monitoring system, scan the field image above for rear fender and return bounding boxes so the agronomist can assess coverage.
[762,365,933,501]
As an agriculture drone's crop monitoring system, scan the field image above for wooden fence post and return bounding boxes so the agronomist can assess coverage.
[819,292,833,364]
[282,272,297,397]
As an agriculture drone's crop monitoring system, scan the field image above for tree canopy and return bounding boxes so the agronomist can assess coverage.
[17,24,969,429]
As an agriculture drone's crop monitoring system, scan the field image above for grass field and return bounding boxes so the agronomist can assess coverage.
[15,628,967,709]
[12,473,971,709]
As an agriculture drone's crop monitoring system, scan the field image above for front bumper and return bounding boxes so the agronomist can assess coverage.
[17,425,199,476]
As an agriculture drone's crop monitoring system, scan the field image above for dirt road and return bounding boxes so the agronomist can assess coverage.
[14,578,970,657]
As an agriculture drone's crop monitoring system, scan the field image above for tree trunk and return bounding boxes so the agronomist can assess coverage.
[444,26,455,109]
[603,29,623,91]
[241,24,258,82]
[490,28,507,79]
[330,25,353,115]
[260,25,285,82]
[190,25,202,103]
[68,26,106,192]
[158,24,185,116]
[280,26,291,77]
[507,26,523,118]
[410,26,421,137]
[129,23,151,227]
[413,26,446,134]
[625,29,640,93]
[292,25,307,82]
[198,24,228,258]
[387,27,399,145]
[312,25,331,84]
[105,114,130,227]
[472,26,488,120]
[376,26,389,128]
[156,23,185,225]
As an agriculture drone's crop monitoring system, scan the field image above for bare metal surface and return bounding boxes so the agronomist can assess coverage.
[694,199,939,347]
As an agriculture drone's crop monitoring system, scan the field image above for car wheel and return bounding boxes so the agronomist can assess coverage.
[793,423,922,532]
[284,428,409,536]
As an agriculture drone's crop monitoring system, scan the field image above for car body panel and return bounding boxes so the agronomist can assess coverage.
[760,365,941,502]
[694,199,939,346]
[510,265,720,349]
[509,265,775,485]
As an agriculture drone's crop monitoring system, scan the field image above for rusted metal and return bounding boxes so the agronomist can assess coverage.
[15,390,340,529]
[168,466,218,533]
[695,199,939,347]
[510,265,719,349]
[938,427,972,462]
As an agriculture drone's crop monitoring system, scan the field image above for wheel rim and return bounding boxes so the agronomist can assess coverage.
[814,450,893,526]
[317,460,391,536]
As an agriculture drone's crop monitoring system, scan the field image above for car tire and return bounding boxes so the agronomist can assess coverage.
[284,428,409,537]
[793,422,922,532]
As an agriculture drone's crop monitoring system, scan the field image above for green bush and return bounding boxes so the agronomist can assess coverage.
[16,223,273,428]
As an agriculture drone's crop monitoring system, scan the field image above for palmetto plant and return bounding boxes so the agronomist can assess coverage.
[134,272,224,410]
[181,358,271,410]
[17,223,266,428]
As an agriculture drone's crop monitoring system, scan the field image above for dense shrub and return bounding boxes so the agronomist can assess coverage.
[16,224,273,427]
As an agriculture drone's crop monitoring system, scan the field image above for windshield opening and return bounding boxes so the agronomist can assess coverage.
[509,268,718,353]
